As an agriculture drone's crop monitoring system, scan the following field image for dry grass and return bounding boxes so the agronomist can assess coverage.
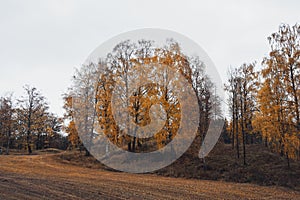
[157,142,300,190]
[56,143,300,191]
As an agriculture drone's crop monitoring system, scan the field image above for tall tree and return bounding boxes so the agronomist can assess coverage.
[225,63,257,164]
[17,85,49,154]
[0,94,15,154]
[63,94,82,150]
[71,62,103,155]
[225,68,240,158]
[255,23,300,165]
[238,63,257,165]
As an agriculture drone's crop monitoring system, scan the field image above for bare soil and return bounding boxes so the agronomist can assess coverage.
[0,152,299,199]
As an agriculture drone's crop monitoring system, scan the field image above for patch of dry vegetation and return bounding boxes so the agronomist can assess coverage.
[0,152,300,200]
[57,143,300,191]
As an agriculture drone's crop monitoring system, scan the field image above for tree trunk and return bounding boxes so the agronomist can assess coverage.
[289,63,300,130]
[234,94,240,159]
[6,131,10,155]
[235,123,239,159]
[6,141,10,155]
[27,143,32,154]
[286,153,290,168]
[85,148,90,156]
[241,90,247,165]
[264,136,268,147]
[132,137,136,152]
[242,129,246,165]
[27,131,32,154]
[203,157,207,171]
[231,97,235,149]
[128,141,132,152]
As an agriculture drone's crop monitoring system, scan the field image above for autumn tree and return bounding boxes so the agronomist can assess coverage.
[238,63,257,165]
[225,63,258,165]
[63,94,82,150]
[70,38,219,157]
[70,62,103,155]
[255,23,300,165]
[225,67,241,158]
[0,94,15,154]
[43,113,62,149]
[16,85,49,154]
[105,40,139,151]
[99,40,202,153]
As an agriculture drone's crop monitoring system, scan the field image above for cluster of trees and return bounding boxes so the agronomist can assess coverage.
[0,86,67,154]
[3,23,298,169]
[226,23,300,166]
[225,63,258,165]
[65,39,221,155]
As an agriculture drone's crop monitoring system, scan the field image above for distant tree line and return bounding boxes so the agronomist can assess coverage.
[0,85,68,154]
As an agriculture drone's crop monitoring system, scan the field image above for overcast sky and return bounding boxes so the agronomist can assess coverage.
[0,0,299,116]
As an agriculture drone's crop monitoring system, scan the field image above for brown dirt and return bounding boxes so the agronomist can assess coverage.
[0,153,299,199]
